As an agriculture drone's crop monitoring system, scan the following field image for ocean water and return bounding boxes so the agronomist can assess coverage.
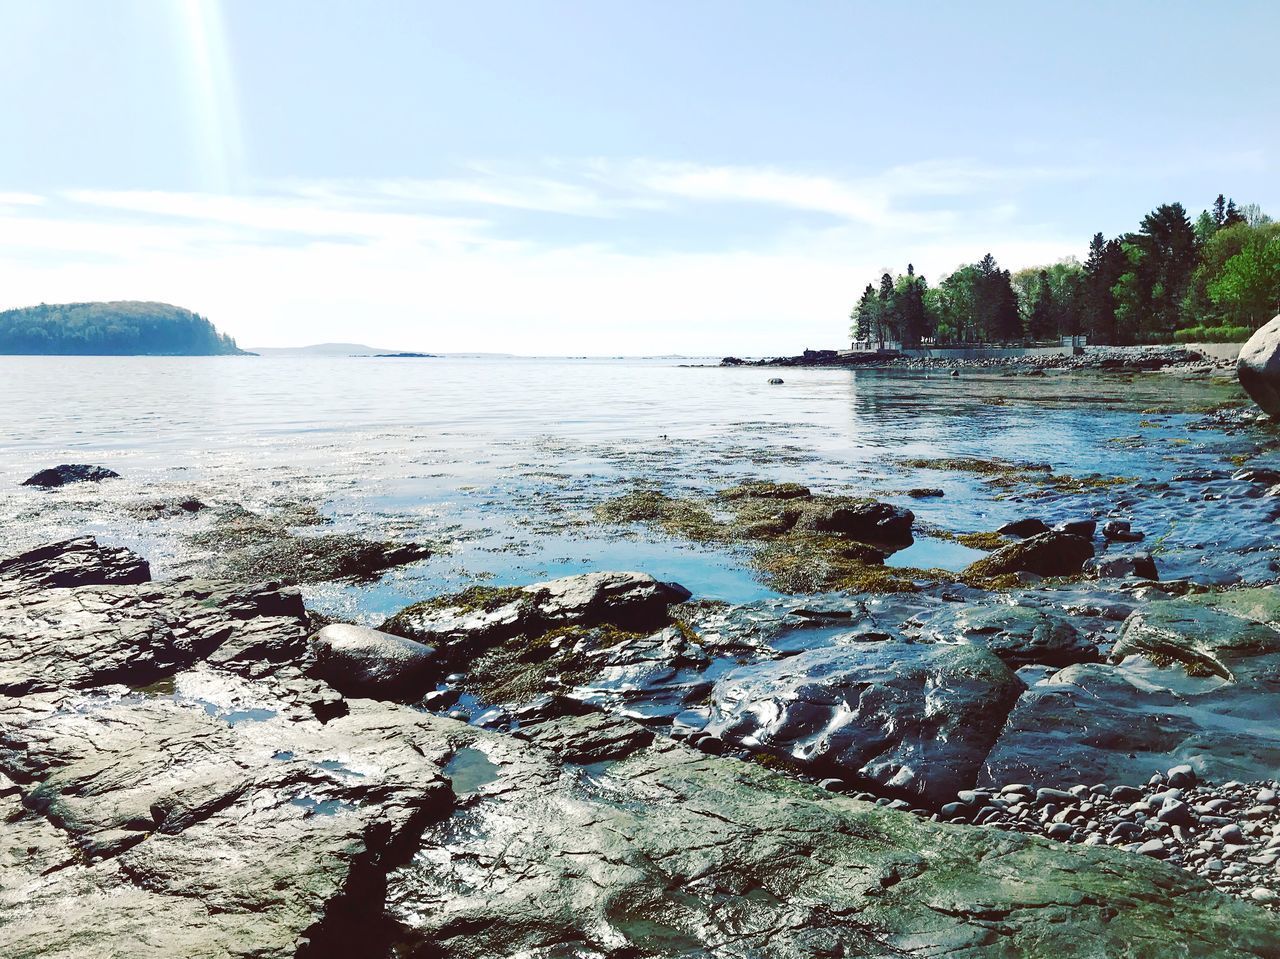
[0,355,1251,619]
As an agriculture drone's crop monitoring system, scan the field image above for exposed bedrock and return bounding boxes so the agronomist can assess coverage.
[3,537,1280,957]
[20,464,121,487]
[981,587,1280,789]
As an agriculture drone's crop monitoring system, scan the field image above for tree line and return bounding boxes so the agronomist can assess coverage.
[0,301,244,355]
[850,196,1279,347]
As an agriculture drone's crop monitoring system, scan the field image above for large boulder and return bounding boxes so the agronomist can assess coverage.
[20,464,120,488]
[701,641,1024,803]
[1237,314,1280,418]
[306,623,437,700]
[963,530,1094,579]
[528,571,692,630]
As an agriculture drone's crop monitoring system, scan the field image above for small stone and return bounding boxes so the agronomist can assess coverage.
[1249,887,1278,904]
[1137,839,1169,858]
[1166,764,1197,788]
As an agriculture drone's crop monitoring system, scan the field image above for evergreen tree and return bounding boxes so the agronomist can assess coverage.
[1224,199,1247,227]
[1029,269,1057,339]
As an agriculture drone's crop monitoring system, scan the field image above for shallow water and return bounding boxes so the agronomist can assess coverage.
[0,355,1260,617]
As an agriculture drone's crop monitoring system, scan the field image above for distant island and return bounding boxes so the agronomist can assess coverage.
[245,342,405,357]
[0,302,245,356]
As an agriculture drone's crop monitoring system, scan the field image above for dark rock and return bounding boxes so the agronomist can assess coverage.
[920,604,1097,668]
[768,377,784,385]
[996,518,1050,538]
[791,500,914,543]
[906,488,944,498]
[1237,314,1280,418]
[1053,520,1097,538]
[1102,520,1145,542]
[21,464,120,487]
[306,623,437,700]
[1232,467,1280,486]
[963,531,1094,579]
[0,536,150,592]
[1085,552,1159,581]
[702,641,1024,804]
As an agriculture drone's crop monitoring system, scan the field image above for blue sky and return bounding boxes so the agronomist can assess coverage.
[0,0,1276,353]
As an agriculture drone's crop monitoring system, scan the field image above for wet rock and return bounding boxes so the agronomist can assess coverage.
[1085,551,1159,580]
[130,497,208,519]
[513,712,655,764]
[1237,314,1280,418]
[702,641,1024,803]
[962,531,1094,579]
[0,536,150,593]
[790,500,915,543]
[21,464,120,487]
[920,604,1097,667]
[1102,519,1144,542]
[383,572,691,650]
[906,487,944,498]
[305,623,437,700]
[996,518,1050,537]
[385,722,1280,958]
[1053,519,1097,538]
[982,591,1280,789]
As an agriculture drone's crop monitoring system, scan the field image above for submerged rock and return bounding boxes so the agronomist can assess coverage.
[1237,313,1280,418]
[20,464,120,487]
[702,641,1024,803]
[963,530,1094,579]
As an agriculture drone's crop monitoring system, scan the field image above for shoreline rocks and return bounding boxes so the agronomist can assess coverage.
[21,464,120,487]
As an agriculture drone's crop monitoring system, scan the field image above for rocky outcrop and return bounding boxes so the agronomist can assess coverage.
[981,588,1280,789]
[0,536,149,592]
[3,538,1280,957]
[385,714,1280,959]
[382,571,691,649]
[1237,314,1280,418]
[0,537,312,698]
[963,530,1094,579]
[20,464,120,487]
[701,641,1025,803]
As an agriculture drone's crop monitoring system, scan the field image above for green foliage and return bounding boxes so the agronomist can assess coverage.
[848,197,1276,346]
[0,301,243,356]
[1172,325,1251,343]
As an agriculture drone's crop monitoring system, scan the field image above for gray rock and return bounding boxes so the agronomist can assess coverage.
[702,641,1024,804]
[305,623,437,700]
[0,536,150,592]
[384,720,1280,958]
[790,500,915,543]
[1237,314,1280,418]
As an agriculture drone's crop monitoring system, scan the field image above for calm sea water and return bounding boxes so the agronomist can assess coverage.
[0,356,1249,619]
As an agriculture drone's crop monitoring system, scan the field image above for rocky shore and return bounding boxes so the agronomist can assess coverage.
[724,343,1240,374]
[4,535,1280,958]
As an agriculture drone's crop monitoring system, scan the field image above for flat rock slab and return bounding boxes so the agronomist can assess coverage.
[0,690,455,959]
[387,716,1280,958]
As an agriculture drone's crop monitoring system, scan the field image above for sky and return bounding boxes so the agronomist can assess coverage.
[0,1,1277,355]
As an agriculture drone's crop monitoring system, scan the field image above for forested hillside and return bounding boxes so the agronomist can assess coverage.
[851,196,1279,346]
[0,302,245,355]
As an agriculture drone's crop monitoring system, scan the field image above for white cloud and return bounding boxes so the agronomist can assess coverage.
[0,159,1088,354]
